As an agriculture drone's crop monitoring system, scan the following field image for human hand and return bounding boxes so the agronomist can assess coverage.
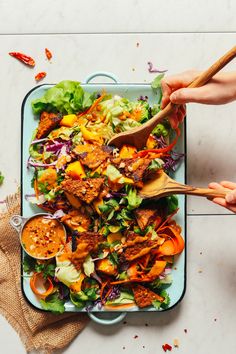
[160,70,236,128]
[208,181,236,213]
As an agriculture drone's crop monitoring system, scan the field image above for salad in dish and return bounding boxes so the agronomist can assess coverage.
[23,79,185,313]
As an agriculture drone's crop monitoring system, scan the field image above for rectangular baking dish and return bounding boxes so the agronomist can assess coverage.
[21,72,186,322]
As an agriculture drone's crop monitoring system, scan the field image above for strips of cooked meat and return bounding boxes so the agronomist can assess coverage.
[62,177,104,204]
[134,207,160,230]
[70,231,102,269]
[112,157,151,182]
[74,145,113,170]
[132,285,164,308]
[124,239,158,261]
[36,111,62,139]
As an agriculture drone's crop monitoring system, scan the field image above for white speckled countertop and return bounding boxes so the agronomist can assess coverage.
[0,1,236,353]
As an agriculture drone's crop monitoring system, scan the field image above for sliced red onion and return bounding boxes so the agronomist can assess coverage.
[44,209,66,219]
[28,158,56,168]
[46,142,65,153]
[148,61,168,73]
[25,194,46,204]
[31,138,48,145]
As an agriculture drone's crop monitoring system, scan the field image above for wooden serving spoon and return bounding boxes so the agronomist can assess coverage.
[108,45,236,149]
[139,170,228,200]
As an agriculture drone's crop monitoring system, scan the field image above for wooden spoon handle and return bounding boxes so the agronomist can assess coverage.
[149,45,236,128]
[160,184,228,199]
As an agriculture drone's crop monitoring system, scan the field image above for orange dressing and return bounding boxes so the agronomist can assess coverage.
[22,215,65,259]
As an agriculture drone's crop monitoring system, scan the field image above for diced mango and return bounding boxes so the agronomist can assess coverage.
[107,232,122,244]
[146,135,157,149]
[93,198,104,215]
[119,145,137,158]
[60,114,77,127]
[65,161,86,179]
[118,176,134,185]
[96,258,117,276]
[80,125,103,144]
[70,273,85,293]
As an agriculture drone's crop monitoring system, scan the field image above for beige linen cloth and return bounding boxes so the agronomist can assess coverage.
[0,191,89,353]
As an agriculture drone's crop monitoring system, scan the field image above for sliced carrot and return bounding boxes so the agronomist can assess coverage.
[86,92,106,114]
[30,272,54,299]
[34,178,39,200]
[158,239,176,256]
[146,260,167,279]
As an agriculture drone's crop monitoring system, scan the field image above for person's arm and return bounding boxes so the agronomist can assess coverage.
[208,181,236,213]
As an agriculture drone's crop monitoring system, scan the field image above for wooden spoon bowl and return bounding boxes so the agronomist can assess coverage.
[139,170,228,200]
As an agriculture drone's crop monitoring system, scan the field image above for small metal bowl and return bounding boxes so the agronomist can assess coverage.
[10,213,67,260]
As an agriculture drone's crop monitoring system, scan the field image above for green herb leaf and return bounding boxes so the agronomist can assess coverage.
[35,263,56,279]
[166,195,179,214]
[151,74,165,91]
[40,292,65,314]
[23,254,36,273]
[126,187,142,211]
[0,171,4,185]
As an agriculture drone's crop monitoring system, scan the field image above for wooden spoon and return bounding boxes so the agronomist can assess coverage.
[108,45,236,149]
[139,170,228,200]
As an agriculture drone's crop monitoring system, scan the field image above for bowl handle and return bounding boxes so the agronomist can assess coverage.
[9,215,26,234]
[84,72,119,84]
[88,311,126,325]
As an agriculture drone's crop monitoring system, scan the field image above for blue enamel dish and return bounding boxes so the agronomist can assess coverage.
[20,72,186,325]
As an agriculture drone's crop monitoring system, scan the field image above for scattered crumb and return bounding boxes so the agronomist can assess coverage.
[134,335,139,339]
[184,329,187,333]
[162,343,172,352]
[132,68,135,71]
[174,267,177,270]
[214,318,217,322]
[122,346,126,350]
[136,42,140,47]
[145,323,149,327]
[123,321,127,325]
[198,269,203,273]
[173,339,179,348]
[200,252,202,255]
[143,346,145,348]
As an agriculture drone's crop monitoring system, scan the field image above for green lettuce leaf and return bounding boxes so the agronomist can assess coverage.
[40,292,65,314]
[32,80,96,115]
[126,187,143,210]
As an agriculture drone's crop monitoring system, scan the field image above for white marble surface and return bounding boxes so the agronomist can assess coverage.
[0,0,236,33]
[1,4,236,353]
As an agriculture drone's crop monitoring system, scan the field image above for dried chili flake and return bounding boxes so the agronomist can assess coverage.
[45,48,52,60]
[35,72,47,82]
[184,328,187,333]
[173,339,179,348]
[162,343,172,352]
[134,335,139,339]
[9,52,35,67]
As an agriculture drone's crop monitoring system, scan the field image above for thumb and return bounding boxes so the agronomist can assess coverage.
[170,87,208,104]
[225,189,236,204]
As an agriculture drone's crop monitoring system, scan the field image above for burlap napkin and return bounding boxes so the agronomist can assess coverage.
[0,191,89,354]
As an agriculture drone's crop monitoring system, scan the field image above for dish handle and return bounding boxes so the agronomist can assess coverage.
[9,215,27,234]
[88,311,126,325]
[84,72,119,84]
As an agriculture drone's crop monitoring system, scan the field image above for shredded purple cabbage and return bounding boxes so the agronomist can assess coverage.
[147,61,168,73]
[107,286,120,301]
[138,95,148,102]
[28,158,56,168]
[31,138,48,145]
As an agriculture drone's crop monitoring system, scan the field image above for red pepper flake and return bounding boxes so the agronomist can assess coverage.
[35,72,47,82]
[162,344,172,352]
[136,42,140,47]
[214,318,217,322]
[134,335,138,339]
[184,328,187,333]
[45,48,52,60]
[122,347,126,350]
[9,52,35,67]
